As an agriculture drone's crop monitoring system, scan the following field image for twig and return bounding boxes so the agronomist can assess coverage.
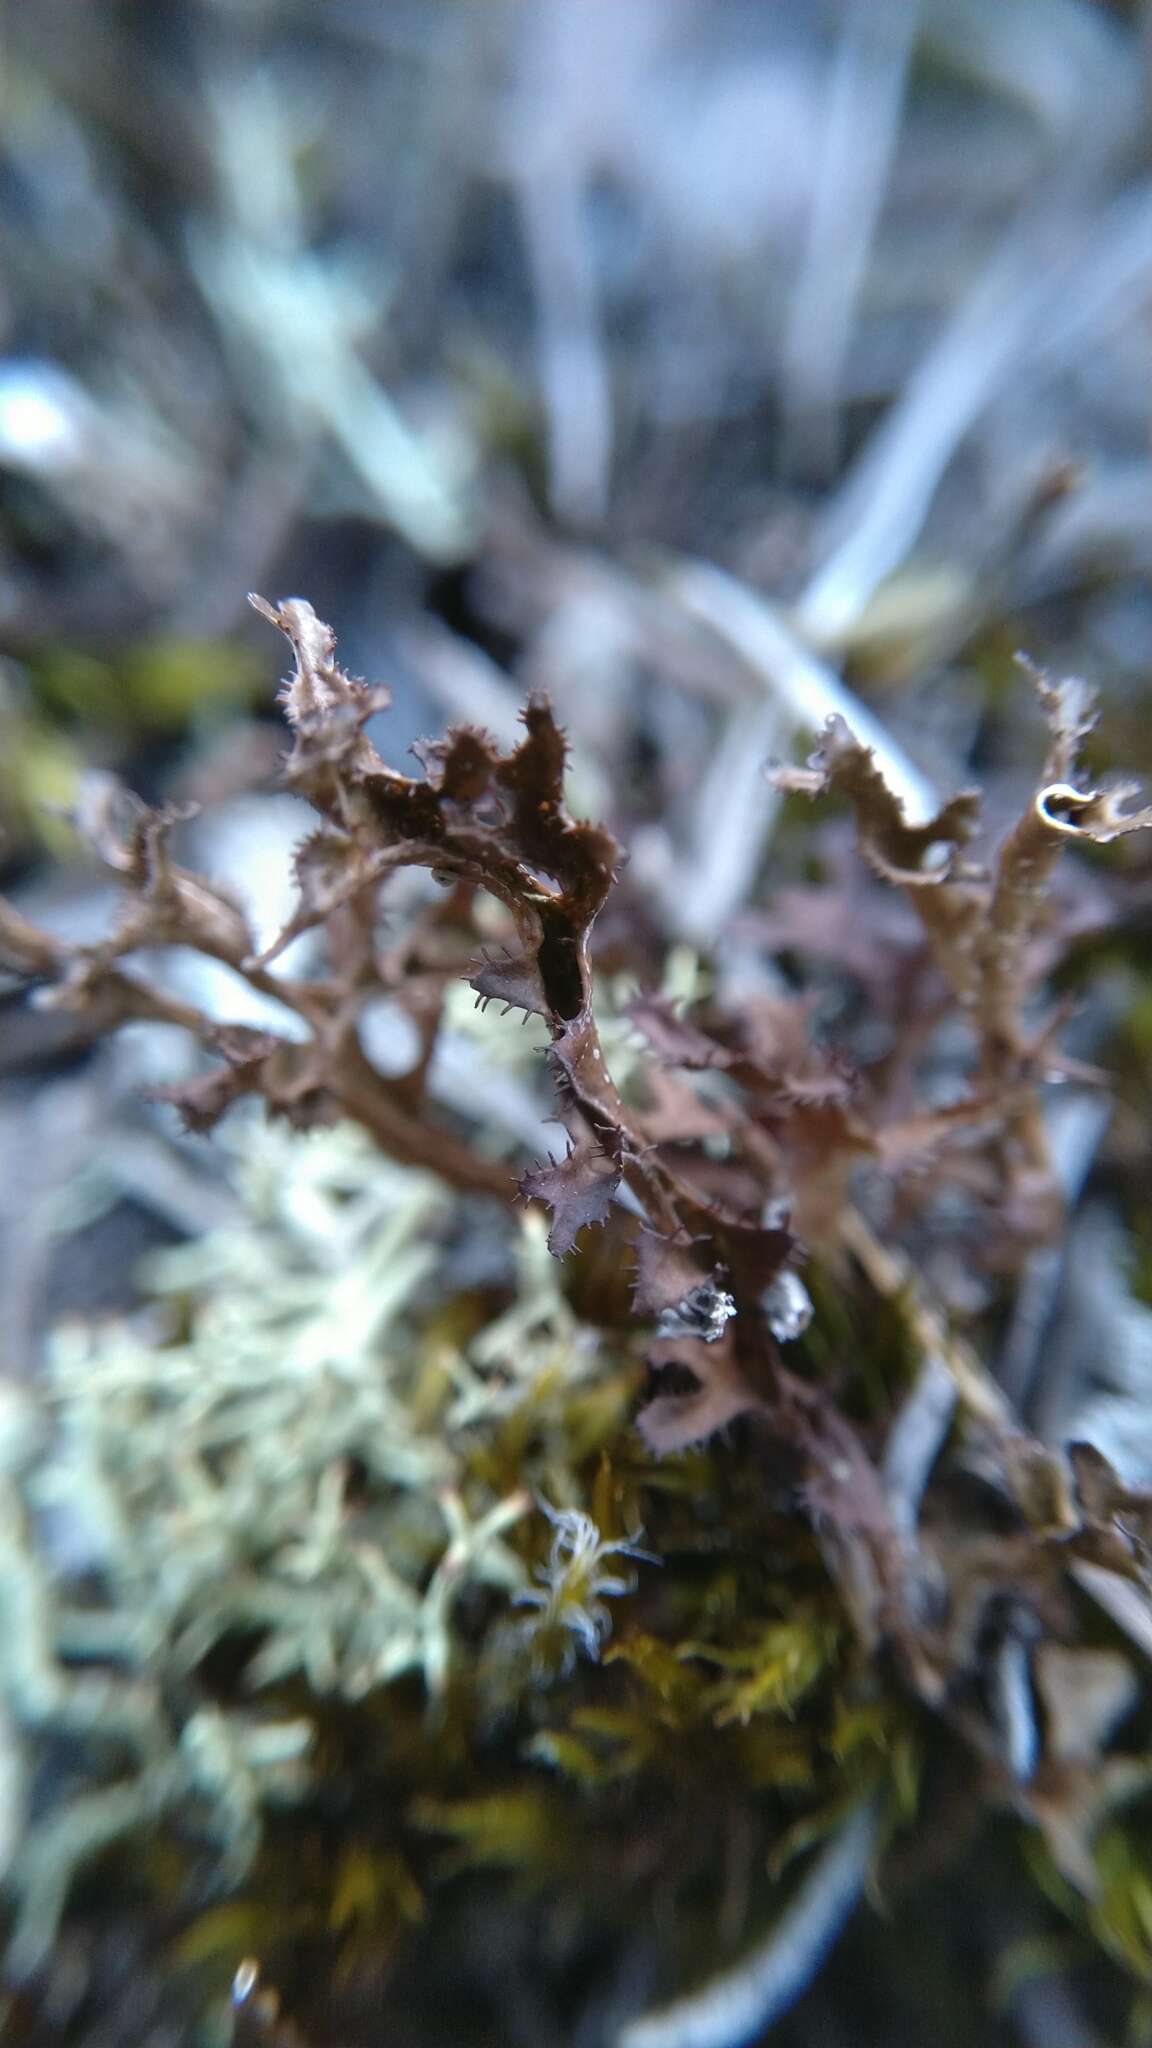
[616,1801,878,2048]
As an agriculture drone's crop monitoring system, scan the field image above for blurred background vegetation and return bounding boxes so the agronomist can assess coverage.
[5,3,1152,2046]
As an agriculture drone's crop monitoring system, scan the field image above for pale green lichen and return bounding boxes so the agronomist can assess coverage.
[0,1115,632,1977]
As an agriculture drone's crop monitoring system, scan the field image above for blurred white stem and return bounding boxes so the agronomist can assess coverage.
[798,178,1152,647]
[781,0,921,476]
[518,157,613,528]
[660,558,939,939]
[618,1802,877,2048]
[670,558,939,818]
